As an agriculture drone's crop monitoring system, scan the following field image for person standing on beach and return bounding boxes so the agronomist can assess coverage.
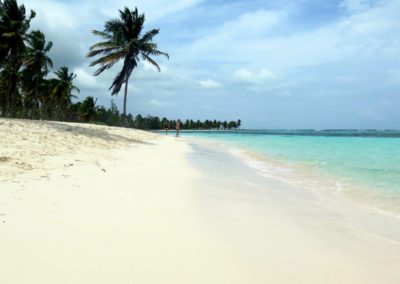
[176,119,181,138]
[164,122,169,135]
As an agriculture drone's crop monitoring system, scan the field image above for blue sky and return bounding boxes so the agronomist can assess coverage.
[27,0,400,129]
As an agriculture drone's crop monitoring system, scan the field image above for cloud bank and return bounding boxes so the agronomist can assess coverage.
[25,0,400,128]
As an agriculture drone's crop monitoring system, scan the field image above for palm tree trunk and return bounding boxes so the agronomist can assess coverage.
[1,96,5,117]
[35,74,40,119]
[6,71,13,117]
[123,75,129,127]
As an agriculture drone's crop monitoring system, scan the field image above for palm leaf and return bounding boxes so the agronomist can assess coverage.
[142,54,161,72]
[91,30,113,40]
[87,5,169,121]
[89,51,125,67]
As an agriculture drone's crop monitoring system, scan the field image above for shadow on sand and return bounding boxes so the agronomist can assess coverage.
[38,120,155,145]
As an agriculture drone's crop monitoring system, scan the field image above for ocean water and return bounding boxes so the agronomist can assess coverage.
[173,130,400,214]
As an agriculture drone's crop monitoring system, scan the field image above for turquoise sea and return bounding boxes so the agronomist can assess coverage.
[172,130,400,215]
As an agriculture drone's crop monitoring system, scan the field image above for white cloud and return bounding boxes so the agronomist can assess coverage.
[260,69,277,80]
[182,0,400,73]
[219,10,286,37]
[186,9,286,58]
[29,0,203,27]
[339,0,371,13]
[338,2,398,36]
[150,99,167,107]
[199,79,222,89]
[21,0,400,128]
[234,68,277,85]
[29,0,78,31]
[234,69,252,81]
[74,67,106,90]
[98,0,203,22]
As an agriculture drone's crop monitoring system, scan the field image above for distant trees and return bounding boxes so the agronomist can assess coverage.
[169,119,238,130]
[69,102,241,131]
[77,96,98,122]
[87,7,168,127]
[96,100,122,126]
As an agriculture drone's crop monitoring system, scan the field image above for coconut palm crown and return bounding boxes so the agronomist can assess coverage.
[24,30,53,75]
[87,7,168,126]
[0,0,35,68]
[23,30,53,116]
[52,66,80,102]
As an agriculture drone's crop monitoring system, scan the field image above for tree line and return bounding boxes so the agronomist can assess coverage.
[93,102,242,130]
[0,0,242,130]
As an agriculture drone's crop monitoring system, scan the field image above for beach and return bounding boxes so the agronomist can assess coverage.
[1,118,400,284]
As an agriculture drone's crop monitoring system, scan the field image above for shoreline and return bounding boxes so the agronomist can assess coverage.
[1,118,400,283]
[181,134,400,218]
[187,137,400,239]
[186,137,400,282]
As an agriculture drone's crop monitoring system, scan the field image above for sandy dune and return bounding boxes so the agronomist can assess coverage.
[0,118,157,182]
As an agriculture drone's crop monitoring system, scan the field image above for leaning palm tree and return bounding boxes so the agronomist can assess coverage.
[23,30,53,118]
[87,7,168,126]
[50,66,80,120]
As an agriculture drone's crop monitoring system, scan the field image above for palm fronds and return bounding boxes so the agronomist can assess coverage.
[87,6,169,126]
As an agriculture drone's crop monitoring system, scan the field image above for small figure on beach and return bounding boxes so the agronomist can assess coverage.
[164,122,169,135]
[176,119,181,138]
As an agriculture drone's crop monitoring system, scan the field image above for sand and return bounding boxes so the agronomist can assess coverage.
[1,118,400,284]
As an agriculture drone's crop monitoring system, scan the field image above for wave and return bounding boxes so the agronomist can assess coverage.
[225,144,400,218]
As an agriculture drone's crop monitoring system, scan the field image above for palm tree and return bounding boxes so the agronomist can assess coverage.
[50,66,80,120]
[87,7,168,126]
[0,0,35,116]
[0,0,35,68]
[237,119,241,129]
[23,30,53,118]
[78,96,98,122]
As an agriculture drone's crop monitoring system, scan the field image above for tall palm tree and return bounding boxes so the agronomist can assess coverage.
[0,0,35,116]
[23,30,53,118]
[87,7,168,126]
[50,66,80,120]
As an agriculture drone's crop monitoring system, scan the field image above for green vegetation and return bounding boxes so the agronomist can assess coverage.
[0,0,80,120]
[89,104,241,130]
[0,0,241,130]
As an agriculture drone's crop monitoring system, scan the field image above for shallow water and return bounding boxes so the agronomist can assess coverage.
[170,130,400,215]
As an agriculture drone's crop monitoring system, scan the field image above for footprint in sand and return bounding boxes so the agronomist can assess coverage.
[0,156,10,163]
[0,213,6,223]
[15,161,33,170]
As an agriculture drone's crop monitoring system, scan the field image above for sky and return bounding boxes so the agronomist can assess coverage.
[25,0,400,129]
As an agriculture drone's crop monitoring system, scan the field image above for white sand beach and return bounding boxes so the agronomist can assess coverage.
[1,118,400,284]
